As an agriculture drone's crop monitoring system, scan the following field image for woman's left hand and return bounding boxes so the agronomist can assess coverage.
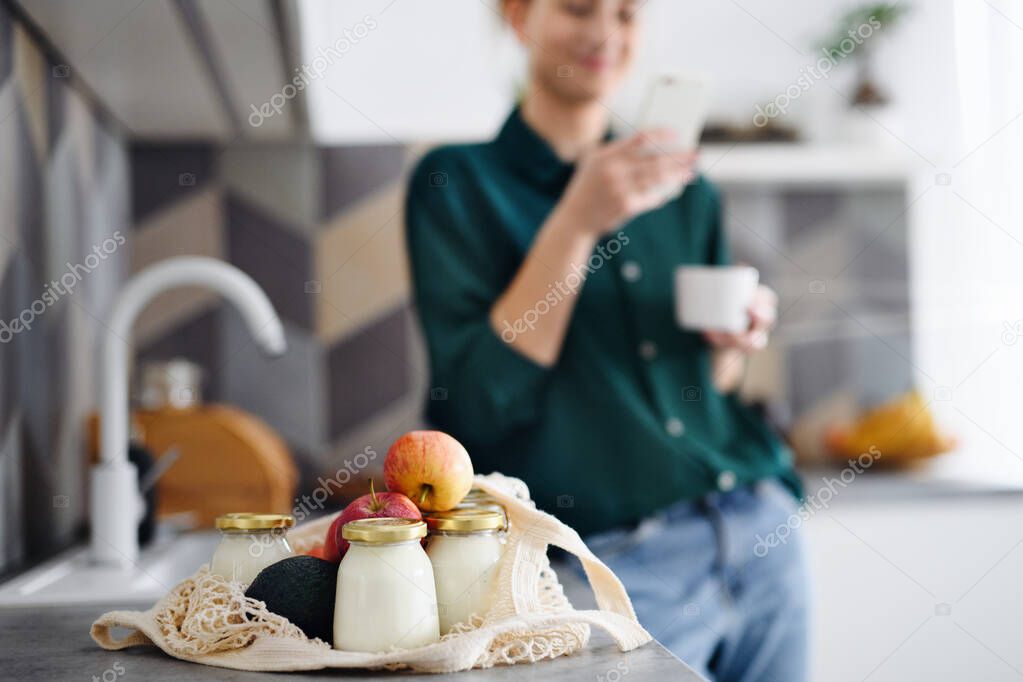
[704,284,778,352]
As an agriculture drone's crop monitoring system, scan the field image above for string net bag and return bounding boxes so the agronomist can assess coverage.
[92,473,652,674]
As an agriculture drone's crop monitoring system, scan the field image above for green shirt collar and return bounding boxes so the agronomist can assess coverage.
[494,106,614,190]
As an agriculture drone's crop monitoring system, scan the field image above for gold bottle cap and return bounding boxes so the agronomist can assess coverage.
[425,508,505,533]
[215,513,295,530]
[341,517,427,543]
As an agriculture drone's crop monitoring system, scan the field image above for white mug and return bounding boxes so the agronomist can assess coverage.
[675,265,759,333]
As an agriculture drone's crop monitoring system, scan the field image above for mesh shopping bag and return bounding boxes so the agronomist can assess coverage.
[91,473,652,674]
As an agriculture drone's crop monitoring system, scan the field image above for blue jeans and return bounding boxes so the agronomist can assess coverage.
[576,480,809,682]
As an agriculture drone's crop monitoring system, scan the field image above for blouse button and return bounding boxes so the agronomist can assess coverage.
[638,340,658,361]
[621,261,642,282]
[717,470,737,492]
[665,417,684,437]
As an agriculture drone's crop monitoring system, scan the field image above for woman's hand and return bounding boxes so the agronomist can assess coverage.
[490,129,698,367]
[559,129,699,237]
[704,285,778,352]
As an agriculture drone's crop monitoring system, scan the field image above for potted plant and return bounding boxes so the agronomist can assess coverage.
[815,3,912,141]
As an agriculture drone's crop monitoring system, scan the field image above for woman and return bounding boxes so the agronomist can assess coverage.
[405,1,807,680]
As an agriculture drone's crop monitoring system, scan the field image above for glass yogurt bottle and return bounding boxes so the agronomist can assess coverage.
[425,509,506,634]
[333,518,440,652]
[210,513,294,586]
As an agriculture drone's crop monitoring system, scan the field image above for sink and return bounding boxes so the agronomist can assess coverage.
[0,529,218,607]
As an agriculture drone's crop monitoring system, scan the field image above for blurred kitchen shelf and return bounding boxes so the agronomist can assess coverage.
[799,448,1023,505]
[773,311,912,346]
[702,143,918,187]
[772,277,912,302]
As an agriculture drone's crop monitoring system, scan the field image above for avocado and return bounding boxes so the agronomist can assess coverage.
[245,555,337,643]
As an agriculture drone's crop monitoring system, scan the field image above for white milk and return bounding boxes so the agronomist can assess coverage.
[209,530,293,585]
[334,539,440,651]
[427,531,503,633]
[210,513,295,587]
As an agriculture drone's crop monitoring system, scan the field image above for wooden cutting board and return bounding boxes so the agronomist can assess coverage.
[87,406,298,528]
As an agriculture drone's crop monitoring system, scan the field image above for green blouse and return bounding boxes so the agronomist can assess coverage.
[405,107,799,536]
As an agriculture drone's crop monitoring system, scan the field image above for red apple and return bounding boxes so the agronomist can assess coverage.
[322,480,421,562]
[384,431,474,512]
[304,542,327,560]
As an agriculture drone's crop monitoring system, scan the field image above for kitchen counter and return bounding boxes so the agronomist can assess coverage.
[1,603,703,681]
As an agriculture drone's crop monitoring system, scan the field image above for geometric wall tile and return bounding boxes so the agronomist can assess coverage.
[0,9,129,573]
[0,259,19,438]
[226,191,313,330]
[64,87,96,191]
[219,306,326,466]
[782,190,841,242]
[15,101,44,277]
[318,312,428,499]
[0,419,25,571]
[94,118,130,200]
[132,186,225,346]
[326,304,411,441]
[131,142,216,223]
[13,24,46,163]
[221,144,321,233]
[2,257,33,460]
[319,144,407,221]
[18,297,69,464]
[45,116,85,283]
[45,54,66,158]
[844,189,909,290]
[787,326,849,417]
[21,303,77,559]
[316,183,410,344]
[0,175,29,564]
[82,122,130,316]
[0,84,17,275]
[127,139,423,503]
[0,3,12,85]
[92,108,117,182]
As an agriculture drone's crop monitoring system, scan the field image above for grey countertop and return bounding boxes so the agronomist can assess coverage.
[0,603,702,681]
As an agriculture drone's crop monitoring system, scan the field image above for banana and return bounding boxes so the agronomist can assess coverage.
[825,391,956,463]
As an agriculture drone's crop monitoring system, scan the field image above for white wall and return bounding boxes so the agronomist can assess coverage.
[892,0,1023,487]
[298,0,517,143]
[298,0,866,144]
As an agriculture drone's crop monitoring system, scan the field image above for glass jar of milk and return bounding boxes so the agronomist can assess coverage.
[425,509,505,634]
[334,518,440,652]
[210,513,294,586]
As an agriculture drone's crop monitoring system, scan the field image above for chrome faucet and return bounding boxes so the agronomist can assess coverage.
[91,257,286,566]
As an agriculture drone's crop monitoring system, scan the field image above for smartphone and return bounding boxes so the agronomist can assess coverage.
[637,73,710,151]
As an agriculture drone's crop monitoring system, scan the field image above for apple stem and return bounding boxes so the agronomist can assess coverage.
[369,478,379,508]
[419,486,430,506]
